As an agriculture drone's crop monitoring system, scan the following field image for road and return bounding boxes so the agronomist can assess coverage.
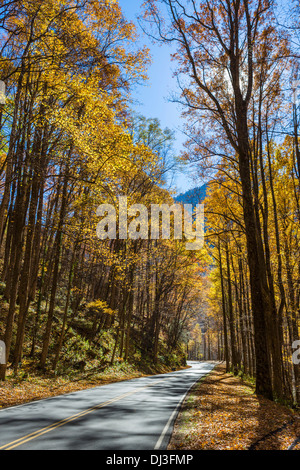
[0,361,215,450]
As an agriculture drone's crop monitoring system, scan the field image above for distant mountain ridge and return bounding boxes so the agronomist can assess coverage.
[175,183,208,205]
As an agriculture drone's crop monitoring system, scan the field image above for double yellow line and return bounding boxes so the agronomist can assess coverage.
[0,377,171,450]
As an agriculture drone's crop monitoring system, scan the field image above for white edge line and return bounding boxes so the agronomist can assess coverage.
[154,391,188,450]
[154,365,216,450]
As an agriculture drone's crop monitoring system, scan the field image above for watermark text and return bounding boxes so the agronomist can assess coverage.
[96,197,204,251]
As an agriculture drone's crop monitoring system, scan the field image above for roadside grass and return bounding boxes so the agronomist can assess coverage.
[168,363,300,450]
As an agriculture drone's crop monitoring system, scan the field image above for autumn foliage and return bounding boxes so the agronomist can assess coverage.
[0,0,204,381]
[143,0,300,405]
[0,0,300,416]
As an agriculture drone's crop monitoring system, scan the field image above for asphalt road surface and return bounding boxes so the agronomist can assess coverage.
[0,361,215,450]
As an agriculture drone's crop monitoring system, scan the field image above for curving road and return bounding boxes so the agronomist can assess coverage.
[0,361,215,450]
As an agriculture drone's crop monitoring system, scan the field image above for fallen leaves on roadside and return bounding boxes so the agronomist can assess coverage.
[168,363,300,451]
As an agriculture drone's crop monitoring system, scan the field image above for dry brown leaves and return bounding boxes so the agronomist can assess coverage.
[169,363,300,451]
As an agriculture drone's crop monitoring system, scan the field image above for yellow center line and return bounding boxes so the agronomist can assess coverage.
[0,376,172,450]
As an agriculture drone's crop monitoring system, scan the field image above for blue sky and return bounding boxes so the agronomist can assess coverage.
[118,0,196,194]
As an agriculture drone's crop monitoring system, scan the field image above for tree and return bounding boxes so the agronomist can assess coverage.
[142,0,290,400]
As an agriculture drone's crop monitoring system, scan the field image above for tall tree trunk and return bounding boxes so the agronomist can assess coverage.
[39,164,69,369]
[225,240,239,375]
[218,240,230,372]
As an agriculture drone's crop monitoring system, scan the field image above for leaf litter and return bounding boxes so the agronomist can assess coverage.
[168,363,300,450]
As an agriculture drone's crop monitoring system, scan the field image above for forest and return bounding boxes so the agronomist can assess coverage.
[0,0,300,411]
